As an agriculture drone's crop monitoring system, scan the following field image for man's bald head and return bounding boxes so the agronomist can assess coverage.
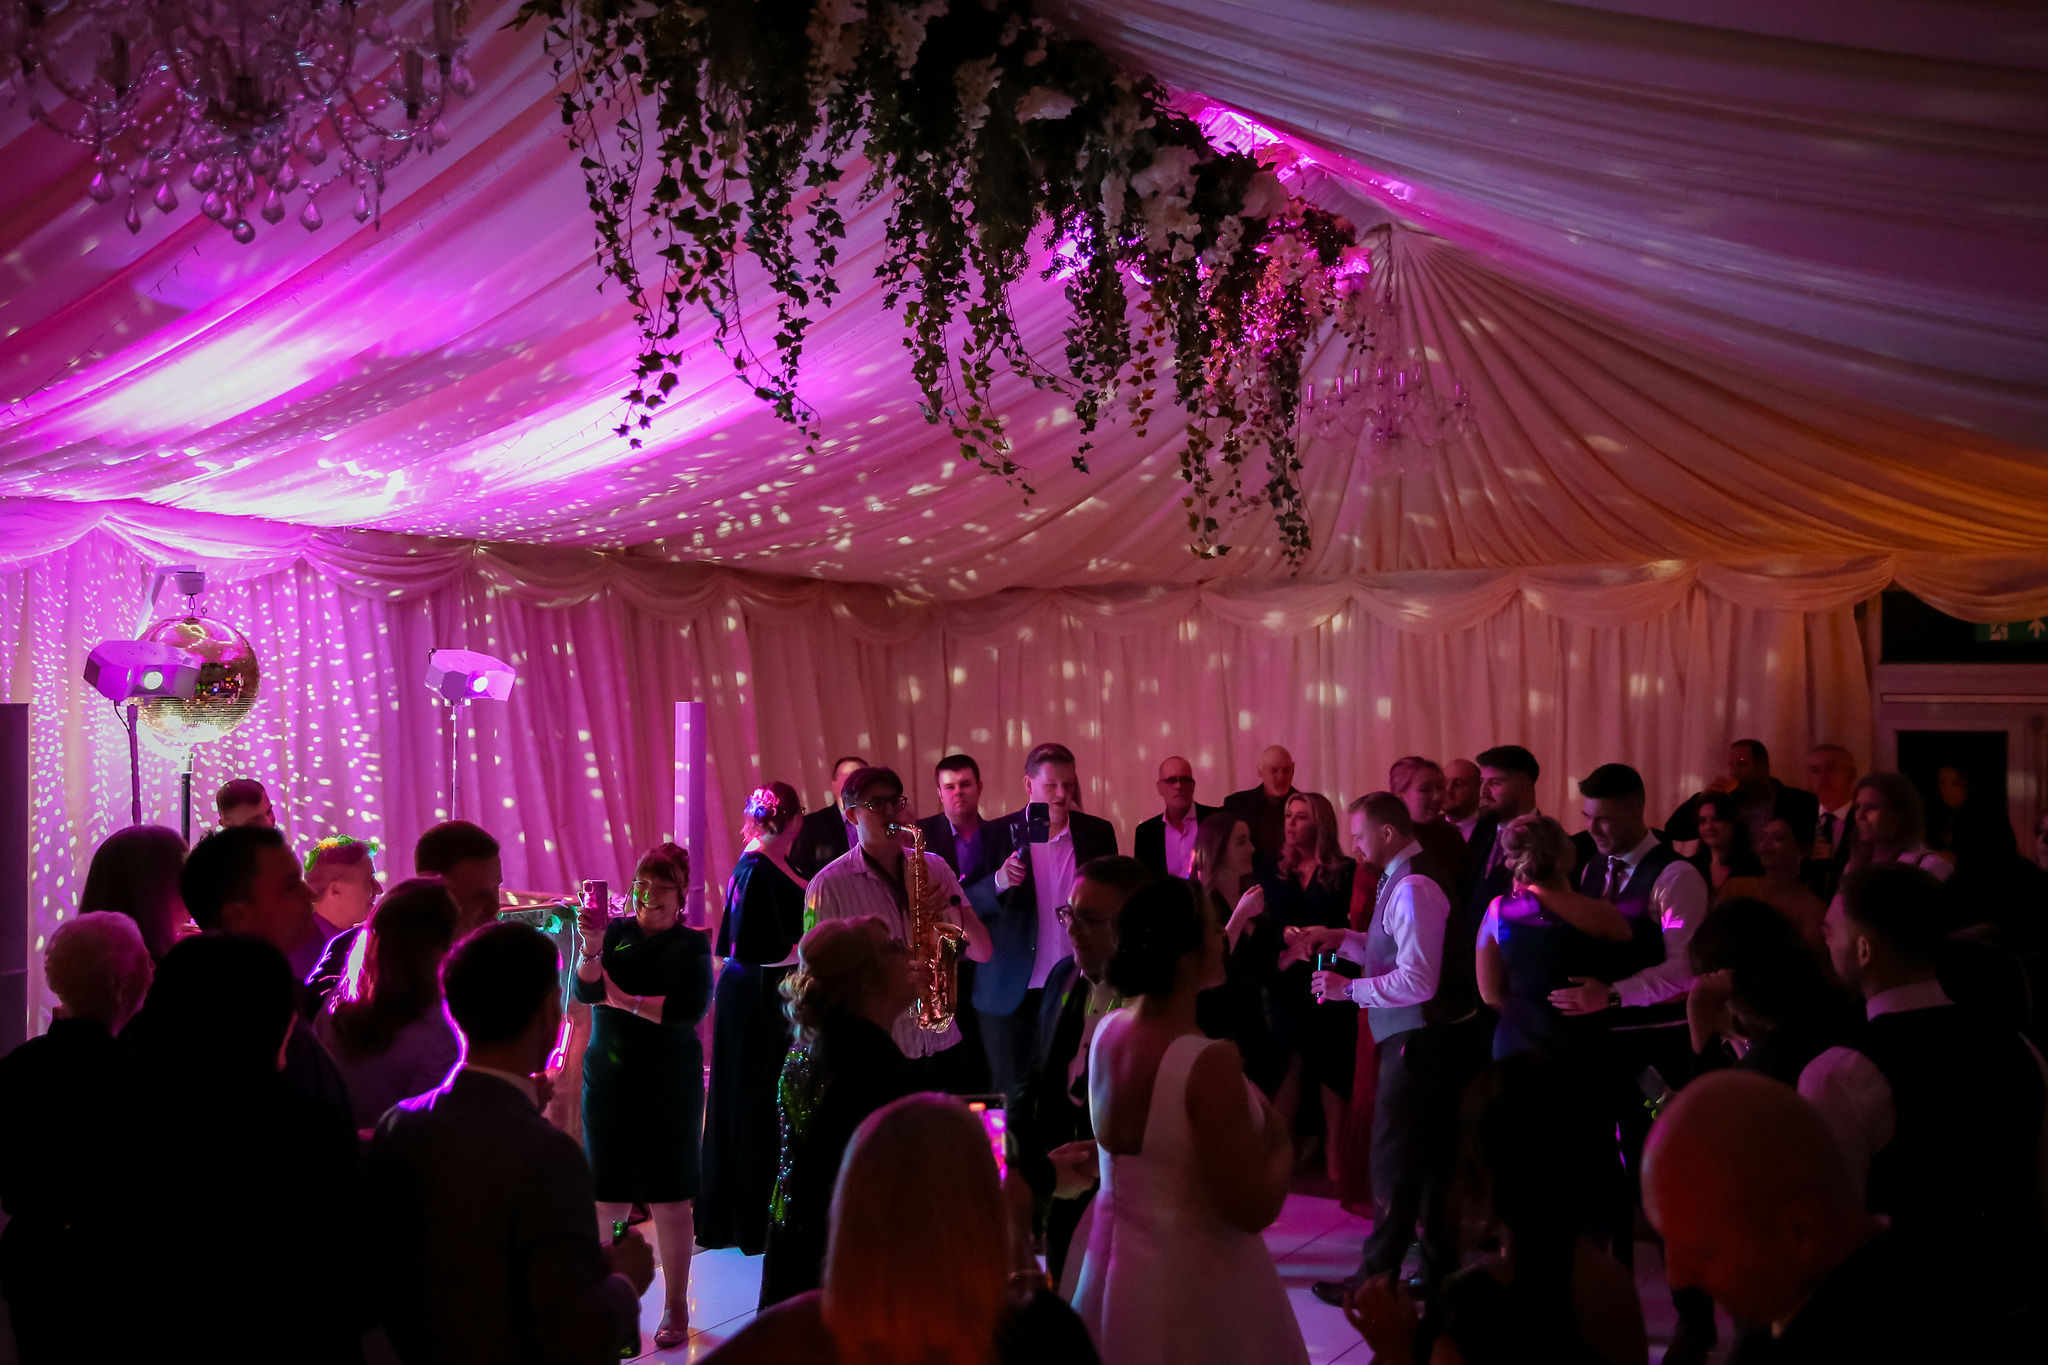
[1645,1071,1874,1326]
[1443,758,1482,822]
[1256,746,1295,799]
[1156,755,1197,820]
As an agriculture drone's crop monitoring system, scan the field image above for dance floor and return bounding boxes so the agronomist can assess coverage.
[635,1193,1727,1362]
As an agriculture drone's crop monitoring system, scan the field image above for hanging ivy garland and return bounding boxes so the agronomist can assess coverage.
[514,0,1379,562]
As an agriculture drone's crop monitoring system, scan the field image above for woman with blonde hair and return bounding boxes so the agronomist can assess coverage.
[700,781,808,1254]
[1475,815,1638,1059]
[1845,772,1955,881]
[758,916,919,1308]
[709,1095,1099,1364]
[1259,790,1357,1178]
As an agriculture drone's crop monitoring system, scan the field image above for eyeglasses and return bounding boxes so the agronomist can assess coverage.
[853,795,911,814]
[1055,904,1115,930]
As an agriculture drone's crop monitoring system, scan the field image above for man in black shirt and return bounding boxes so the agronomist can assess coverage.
[792,755,867,879]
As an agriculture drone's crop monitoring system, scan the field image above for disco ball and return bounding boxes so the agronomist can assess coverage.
[136,615,262,747]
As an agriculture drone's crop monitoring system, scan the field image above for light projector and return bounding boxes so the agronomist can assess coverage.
[424,648,516,702]
[83,639,203,703]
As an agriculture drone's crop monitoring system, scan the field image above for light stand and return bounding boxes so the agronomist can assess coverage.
[423,648,517,823]
[123,702,142,827]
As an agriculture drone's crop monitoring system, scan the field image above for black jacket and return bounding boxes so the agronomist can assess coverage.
[1133,804,1221,878]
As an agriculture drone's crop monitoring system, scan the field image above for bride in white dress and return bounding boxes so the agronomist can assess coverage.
[1071,877,1309,1365]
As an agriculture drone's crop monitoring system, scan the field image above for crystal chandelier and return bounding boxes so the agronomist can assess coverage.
[1305,290,1474,454]
[1,0,474,241]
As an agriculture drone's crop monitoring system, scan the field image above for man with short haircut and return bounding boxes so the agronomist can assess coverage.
[370,923,656,1365]
[791,755,867,879]
[1807,743,1859,898]
[1386,756,1466,891]
[1007,855,1153,1289]
[1460,745,1543,944]
[1799,864,2047,1323]
[917,753,997,889]
[1133,755,1218,879]
[415,819,505,933]
[1442,758,1483,840]
[1646,1070,1945,1363]
[1667,739,1820,846]
[978,744,1120,1096]
[1556,761,1714,1360]
[215,777,276,830]
[179,825,354,1127]
[1222,744,1298,865]
[304,835,381,976]
[0,914,152,1364]
[806,766,994,1089]
[1292,793,1483,1306]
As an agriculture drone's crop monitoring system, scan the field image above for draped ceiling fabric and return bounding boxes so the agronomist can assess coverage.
[4,4,2047,1010]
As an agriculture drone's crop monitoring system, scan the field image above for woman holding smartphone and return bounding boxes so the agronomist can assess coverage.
[574,841,714,1348]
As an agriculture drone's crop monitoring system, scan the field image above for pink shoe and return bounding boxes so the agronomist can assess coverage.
[655,1306,689,1349]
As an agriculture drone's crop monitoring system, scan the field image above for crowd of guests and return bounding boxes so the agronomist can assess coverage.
[1,731,2044,1365]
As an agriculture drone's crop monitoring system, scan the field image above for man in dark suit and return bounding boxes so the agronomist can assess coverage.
[917,752,999,1094]
[975,742,1120,1096]
[1007,856,1154,1286]
[1133,754,1220,879]
[1461,744,1543,937]
[369,923,655,1365]
[1665,739,1820,847]
[790,755,866,879]
[1806,743,1860,899]
[1222,744,1298,865]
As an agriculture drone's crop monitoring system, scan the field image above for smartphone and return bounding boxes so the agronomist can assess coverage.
[610,1218,629,1245]
[966,1097,1008,1182]
[1025,801,1051,844]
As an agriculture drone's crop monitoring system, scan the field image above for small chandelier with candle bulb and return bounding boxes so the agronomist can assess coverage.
[1,0,474,241]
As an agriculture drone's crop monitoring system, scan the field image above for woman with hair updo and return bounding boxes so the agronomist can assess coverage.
[760,917,920,1309]
[707,1094,1100,1365]
[1070,877,1307,1363]
[1475,815,1639,1059]
[572,840,714,1348]
[700,781,809,1255]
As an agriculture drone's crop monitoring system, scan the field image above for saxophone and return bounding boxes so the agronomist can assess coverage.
[892,820,964,1033]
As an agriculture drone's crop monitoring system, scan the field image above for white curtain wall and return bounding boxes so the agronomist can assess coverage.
[2,517,1889,1023]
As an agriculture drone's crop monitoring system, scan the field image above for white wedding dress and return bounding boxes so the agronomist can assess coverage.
[1071,1015,1310,1365]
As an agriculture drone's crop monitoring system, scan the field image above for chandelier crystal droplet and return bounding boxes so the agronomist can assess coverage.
[2,0,475,242]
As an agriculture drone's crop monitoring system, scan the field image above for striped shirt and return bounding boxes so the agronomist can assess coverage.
[804,843,968,1058]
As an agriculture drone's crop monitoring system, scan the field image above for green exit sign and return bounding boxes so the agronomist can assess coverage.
[1975,619,2048,643]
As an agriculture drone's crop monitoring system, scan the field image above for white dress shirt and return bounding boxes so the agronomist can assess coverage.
[1799,980,2048,1195]
[1816,803,1852,855]
[1602,833,1707,1010]
[805,843,969,1057]
[1161,808,1201,879]
[1335,841,1449,1011]
[1028,824,1079,989]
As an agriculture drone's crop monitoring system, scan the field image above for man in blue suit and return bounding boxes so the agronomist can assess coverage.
[975,742,1119,1096]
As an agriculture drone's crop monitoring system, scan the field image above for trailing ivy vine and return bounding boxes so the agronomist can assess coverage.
[515,0,1379,562]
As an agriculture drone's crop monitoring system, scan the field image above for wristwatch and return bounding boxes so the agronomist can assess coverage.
[1606,987,1623,1010]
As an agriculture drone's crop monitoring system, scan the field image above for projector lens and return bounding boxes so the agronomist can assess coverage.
[470,674,490,694]
[141,669,164,690]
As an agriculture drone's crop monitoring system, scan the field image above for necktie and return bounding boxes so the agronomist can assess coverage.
[1603,855,1628,900]
[1821,812,1836,843]
[1485,830,1504,878]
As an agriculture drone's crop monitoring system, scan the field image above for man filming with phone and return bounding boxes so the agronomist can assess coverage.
[975,743,1119,1096]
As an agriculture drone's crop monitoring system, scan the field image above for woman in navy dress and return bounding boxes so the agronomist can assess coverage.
[1474,815,1640,1059]
[573,840,713,1348]
[698,782,808,1255]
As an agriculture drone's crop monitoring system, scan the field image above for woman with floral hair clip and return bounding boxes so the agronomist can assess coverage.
[699,780,810,1256]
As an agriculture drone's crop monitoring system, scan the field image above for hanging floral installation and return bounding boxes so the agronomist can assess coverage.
[515,0,1390,562]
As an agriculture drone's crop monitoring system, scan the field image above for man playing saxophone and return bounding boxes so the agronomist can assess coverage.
[804,765,995,1091]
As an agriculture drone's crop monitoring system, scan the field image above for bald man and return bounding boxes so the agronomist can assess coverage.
[1223,745,1299,865]
[1134,755,1219,879]
[1442,759,1483,840]
[1646,1071,1944,1362]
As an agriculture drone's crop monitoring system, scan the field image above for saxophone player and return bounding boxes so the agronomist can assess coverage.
[804,766,994,1090]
